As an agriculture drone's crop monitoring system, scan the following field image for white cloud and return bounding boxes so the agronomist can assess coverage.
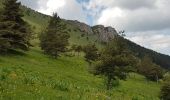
[84,0,170,55]
[38,0,66,15]
[94,0,170,32]
[38,0,87,23]
[47,0,65,10]
[97,7,125,31]
[127,30,170,55]
[98,7,124,24]
[85,0,156,10]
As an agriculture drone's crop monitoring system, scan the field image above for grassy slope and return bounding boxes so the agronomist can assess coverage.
[0,48,160,100]
[21,6,104,49]
[0,1,161,100]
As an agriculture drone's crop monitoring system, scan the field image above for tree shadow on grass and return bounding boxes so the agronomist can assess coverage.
[0,49,27,57]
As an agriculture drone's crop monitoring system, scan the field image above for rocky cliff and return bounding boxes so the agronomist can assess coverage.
[67,20,93,35]
[92,25,117,42]
[67,20,118,42]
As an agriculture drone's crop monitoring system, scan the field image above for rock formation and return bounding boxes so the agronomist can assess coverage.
[67,20,118,42]
[92,25,117,42]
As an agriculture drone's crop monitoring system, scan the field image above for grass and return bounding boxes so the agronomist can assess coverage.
[0,1,161,99]
[0,47,161,100]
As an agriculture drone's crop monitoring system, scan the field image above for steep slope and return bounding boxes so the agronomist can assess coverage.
[0,1,163,99]
[0,0,170,69]
[123,38,170,69]
[67,19,170,69]
[0,47,161,100]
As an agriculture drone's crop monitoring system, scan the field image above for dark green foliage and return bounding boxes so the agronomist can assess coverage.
[40,13,70,58]
[161,83,170,100]
[122,38,170,69]
[70,44,83,56]
[72,45,82,56]
[137,55,163,81]
[75,45,82,53]
[160,75,170,100]
[0,0,32,53]
[94,36,137,90]
[83,44,99,63]
[71,44,77,51]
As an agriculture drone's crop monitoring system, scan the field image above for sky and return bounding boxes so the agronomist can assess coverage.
[19,0,170,55]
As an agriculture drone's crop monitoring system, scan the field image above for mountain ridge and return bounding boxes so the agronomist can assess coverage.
[67,20,118,42]
[66,19,170,69]
[23,5,170,69]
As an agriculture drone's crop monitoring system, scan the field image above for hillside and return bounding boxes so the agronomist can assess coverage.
[0,0,167,99]
[20,5,170,69]
[123,38,170,69]
[0,47,160,100]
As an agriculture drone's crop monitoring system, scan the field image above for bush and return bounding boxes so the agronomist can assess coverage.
[160,82,170,100]
[160,75,170,100]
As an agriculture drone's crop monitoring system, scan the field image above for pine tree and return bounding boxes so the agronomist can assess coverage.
[160,75,170,100]
[0,0,32,53]
[137,55,163,81]
[94,36,137,90]
[75,45,82,56]
[70,44,82,56]
[83,44,99,63]
[40,13,70,58]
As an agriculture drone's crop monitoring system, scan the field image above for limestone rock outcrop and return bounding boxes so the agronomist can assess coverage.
[67,20,118,42]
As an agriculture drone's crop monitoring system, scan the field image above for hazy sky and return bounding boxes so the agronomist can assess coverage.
[19,0,170,55]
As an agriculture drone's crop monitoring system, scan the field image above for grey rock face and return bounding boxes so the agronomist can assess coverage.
[68,20,93,35]
[67,20,118,42]
[92,25,117,42]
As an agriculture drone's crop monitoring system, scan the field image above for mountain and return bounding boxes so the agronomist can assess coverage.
[0,0,166,99]
[1,0,169,69]
[0,0,170,69]
[67,20,117,43]
[124,38,170,69]
[67,19,170,69]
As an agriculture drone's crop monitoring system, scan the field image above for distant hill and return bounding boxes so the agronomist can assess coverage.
[123,38,170,69]
[66,20,170,69]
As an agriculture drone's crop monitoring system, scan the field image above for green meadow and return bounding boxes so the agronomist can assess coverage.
[0,47,160,100]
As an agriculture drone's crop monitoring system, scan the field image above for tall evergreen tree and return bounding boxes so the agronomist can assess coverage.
[0,0,32,53]
[94,36,137,90]
[137,55,163,82]
[83,44,99,63]
[40,13,70,58]
[160,75,170,100]
[74,45,82,56]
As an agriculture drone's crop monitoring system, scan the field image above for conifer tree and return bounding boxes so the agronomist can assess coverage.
[40,13,70,58]
[0,0,32,53]
[74,45,82,56]
[94,36,137,90]
[161,75,170,100]
[137,55,163,81]
[83,44,99,63]
[70,44,82,56]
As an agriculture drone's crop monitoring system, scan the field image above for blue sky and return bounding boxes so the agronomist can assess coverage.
[76,0,89,3]
[19,0,170,55]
